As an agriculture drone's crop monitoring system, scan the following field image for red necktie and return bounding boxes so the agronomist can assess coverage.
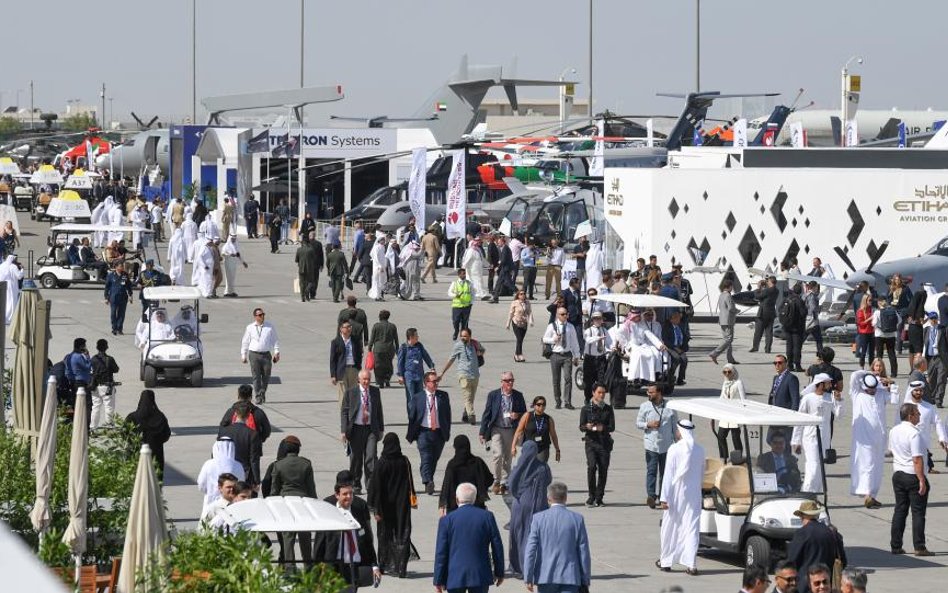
[429,395,439,430]
[362,389,370,425]
[345,529,358,561]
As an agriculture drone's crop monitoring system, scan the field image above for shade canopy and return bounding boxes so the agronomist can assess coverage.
[64,170,94,190]
[594,292,687,309]
[116,445,169,593]
[0,157,21,175]
[217,496,361,533]
[142,286,203,301]
[0,521,69,592]
[29,165,63,186]
[61,388,89,555]
[667,398,822,427]
[29,377,59,532]
[10,288,50,441]
[46,191,92,219]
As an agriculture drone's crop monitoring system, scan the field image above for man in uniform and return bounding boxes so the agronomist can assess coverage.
[326,242,349,303]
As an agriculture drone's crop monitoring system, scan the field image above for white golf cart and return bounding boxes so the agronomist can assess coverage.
[140,286,207,388]
[666,398,829,570]
[34,223,158,289]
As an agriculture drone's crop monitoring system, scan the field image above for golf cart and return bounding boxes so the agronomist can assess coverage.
[666,398,829,570]
[34,224,158,289]
[140,286,207,388]
[578,292,687,397]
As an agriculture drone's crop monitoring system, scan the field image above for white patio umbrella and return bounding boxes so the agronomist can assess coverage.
[0,157,21,175]
[29,377,59,533]
[61,388,89,568]
[64,170,94,190]
[29,165,64,186]
[116,444,169,593]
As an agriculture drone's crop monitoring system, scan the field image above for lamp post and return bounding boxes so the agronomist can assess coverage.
[587,0,593,121]
[559,67,577,129]
[192,0,197,123]
[695,0,701,92]
[840,55,863,146]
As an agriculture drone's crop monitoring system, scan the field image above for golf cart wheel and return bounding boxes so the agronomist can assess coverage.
[143,365,157,388]
[574,366,584,391]
[190,367,204,388]
[39,273,58,289]
[745,535,771,570]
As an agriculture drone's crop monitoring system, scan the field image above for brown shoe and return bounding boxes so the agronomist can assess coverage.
[491,482,501,495]
[915,548,934,557]
[646,496,656,509]
[865,497,883,509]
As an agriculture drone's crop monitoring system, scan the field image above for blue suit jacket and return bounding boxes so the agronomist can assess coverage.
[406,389,451,444]
[433,504,504,589]
[524,504,591,587]
[478,388,527,440]
[769,370,800,411]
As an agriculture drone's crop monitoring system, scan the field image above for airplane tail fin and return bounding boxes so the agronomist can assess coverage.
[924,120,948,149]
[750,106,792,145]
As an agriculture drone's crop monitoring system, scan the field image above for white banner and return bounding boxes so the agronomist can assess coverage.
[445,150,466,240]
[732,118,748,148]
[589,118,605,176]
[845,119,859,147]
[789,122,805,148]
[249,128,396,158]
[408,147,427,232]
[646,119,654,148]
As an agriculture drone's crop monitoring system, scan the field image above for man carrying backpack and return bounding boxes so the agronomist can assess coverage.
[781,285,808,372]
[89,339,120,430]
[873,297,902,376]
[220,384,273,451]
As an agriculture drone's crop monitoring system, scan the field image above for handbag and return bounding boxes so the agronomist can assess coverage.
[407,460,419,508]
[542,323,558,359]
[346,277,354,290]
[365,351,375,371]
[472,339,485,367]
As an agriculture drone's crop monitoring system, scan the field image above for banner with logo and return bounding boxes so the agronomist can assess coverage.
[789,122,806,148]
[589,119,605,176]
[845,119,859,147]
[249,128,396,158]
[408,147,427,232]
[897,121,906,148]
[445,150,466,240]
[732,119,747,148]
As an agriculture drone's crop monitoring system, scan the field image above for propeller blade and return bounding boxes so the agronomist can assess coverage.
[865,240,890,273]
[131,112,145,127]
[146,116,159,128]
[833,246,857,273]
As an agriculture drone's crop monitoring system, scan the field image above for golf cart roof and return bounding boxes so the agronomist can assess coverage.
[668,398,821,427]
[595,293,686,308]
[143,286,202,300]
[218,496,361,532]
[50,223,154,234]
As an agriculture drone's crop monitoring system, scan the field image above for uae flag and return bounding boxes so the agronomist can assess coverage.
[435,102,448,112]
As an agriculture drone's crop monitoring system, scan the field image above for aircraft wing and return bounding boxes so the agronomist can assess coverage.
[787,272,851,291]
[595,293,687,309]
[502,177,527,194]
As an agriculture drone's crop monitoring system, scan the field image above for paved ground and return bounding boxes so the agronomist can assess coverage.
[13,216,948,593]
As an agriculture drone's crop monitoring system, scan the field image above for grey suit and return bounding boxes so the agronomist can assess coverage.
[710,290,738,362]
[524,504,591,590]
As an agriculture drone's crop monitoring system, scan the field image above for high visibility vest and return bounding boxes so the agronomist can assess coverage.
[451,280,472,308]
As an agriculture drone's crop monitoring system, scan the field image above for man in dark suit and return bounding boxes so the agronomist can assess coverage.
[784,285,809,371]
[217,401,261,486]
[561,277,585,348]
[786,501,846,593]
[662,311,690,385]
[756,431,803,493]
[938,283,948,329]
[751,277,779,353]
[490,235,514,303]
[485,234,500,296]
[331,320,363,407]
[406,370,452,495]
[478,371,526,494]
[769,354,801,442]
[313,477,381,589]
[341,370,385,495]
[433,482,504,593]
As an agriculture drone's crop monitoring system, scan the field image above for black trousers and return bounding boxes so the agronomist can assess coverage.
[522,266,537,299]
[804,325,824,356]
[877,336,898,376]
[891,471,928,550]
[583,355,605,403]
[752,316,774,352]
[585,440,611,502]
[451,306,471,340]
[785,331,804,369]
[667,347,688,382]
[512,325,527,356]
[348,425,378,489]
[716,427,743,460]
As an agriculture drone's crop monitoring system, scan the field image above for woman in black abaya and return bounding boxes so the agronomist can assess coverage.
[367,433,417,577]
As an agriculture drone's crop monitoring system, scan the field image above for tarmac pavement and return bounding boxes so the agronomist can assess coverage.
[13,216,948,593]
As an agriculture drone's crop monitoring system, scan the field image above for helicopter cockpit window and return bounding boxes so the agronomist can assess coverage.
[563,200,589,242]
[925,237,948,257]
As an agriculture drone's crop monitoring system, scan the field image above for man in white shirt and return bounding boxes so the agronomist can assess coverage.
[545,238,565,299]
[543,307,581,409]
[888,402,931,555]
[582,312,613,404]
[240,308,281,404]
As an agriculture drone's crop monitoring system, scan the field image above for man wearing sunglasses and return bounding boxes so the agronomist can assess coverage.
[240,308,280,404]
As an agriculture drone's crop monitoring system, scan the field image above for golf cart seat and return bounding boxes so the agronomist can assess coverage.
[712,451,752,515]
[703,457,725,510]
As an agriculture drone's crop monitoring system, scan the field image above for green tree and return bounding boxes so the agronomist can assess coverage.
[62,113,98,132]
[0,116,20,138]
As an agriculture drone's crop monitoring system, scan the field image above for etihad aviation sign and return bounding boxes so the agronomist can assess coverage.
[250,128,396,158]
[893,183,948,223]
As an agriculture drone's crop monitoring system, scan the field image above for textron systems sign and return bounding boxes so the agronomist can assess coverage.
[249,128,396,159]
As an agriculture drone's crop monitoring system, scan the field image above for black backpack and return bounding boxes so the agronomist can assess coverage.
[879,307,899,333]
[778,297,799,328]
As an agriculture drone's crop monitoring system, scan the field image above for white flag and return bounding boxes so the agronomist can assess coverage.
[445,150,466,240]
[408,147,427,232]
[646,119,654,148]
[589,118,605,176]
[845,119,859,147]
[732,118,748,148]
[789,122,805,148]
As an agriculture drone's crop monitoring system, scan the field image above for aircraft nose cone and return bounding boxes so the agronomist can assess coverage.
[94,154,109,168]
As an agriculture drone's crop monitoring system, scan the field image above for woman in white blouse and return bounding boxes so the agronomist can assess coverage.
[715,363,746,460]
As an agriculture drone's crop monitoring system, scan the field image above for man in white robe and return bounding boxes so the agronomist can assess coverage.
[584,241,604,291]
[199,214,219,244]
[220,232,246,297]
[367,235,388,301]
[131,203,149,249]
[171,305,199,343]
[905,380,948,471]
[461,238,486,298]
[658,419,704,574]
[850,371,889,508]
[167,228,187,286]
[0,255,24,324]
[107,200,124,243]
[401,240,423,301]
[614,310,666,382]
[191,238,215,297]
[91,196,109,247]
[181,211,198,263]
[792,373,843,493]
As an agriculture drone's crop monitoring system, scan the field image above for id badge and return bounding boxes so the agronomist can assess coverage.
[534,436,543,443]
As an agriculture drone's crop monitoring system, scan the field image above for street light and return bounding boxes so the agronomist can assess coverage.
[840,55,863,146]
[559,67,577,129]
